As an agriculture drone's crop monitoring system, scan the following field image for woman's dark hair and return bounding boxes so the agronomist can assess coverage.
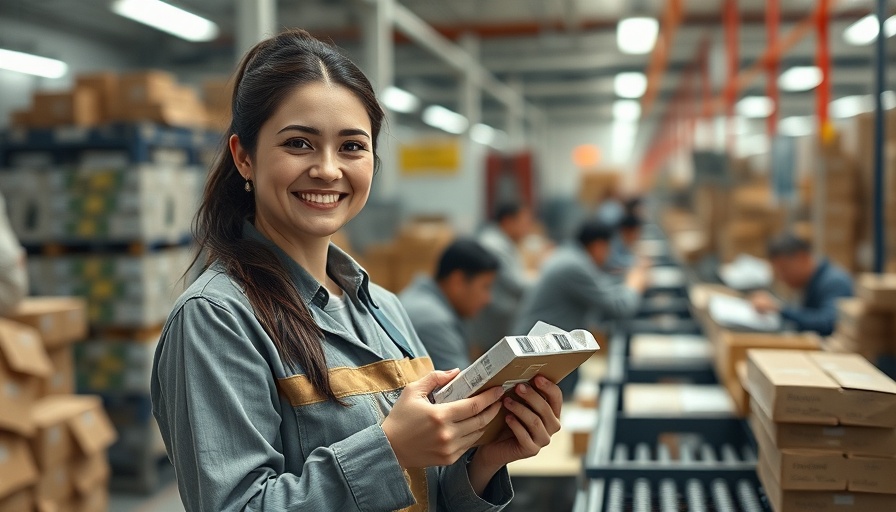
[435,239,500,281]
[193,29,384,403]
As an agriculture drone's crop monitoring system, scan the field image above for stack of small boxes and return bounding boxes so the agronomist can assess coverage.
[717,184,785,263]
[11,70,211,130]
[746,349,896,512]
[0,298,117,512]
[829,274,896,362]
[817,147,861,272]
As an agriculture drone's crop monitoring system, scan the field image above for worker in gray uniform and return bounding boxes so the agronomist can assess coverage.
[514,220,648,398]
[401,239,500,371]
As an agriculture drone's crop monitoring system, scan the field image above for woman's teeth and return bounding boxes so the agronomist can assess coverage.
[300,193,340,204]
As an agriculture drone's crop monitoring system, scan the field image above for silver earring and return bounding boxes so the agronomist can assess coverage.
[244,180,253,192]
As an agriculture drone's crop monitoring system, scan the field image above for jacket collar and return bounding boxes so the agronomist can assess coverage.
[241,219,374,309]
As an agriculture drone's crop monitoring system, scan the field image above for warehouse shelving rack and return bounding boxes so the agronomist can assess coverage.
[0,122,221,166]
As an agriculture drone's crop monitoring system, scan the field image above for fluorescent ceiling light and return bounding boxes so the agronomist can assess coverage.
[779,116,814,137]
[778,66,823,92]
[614,72,648,99]
[381,86,420,114]
[422,105,469,134]
[0,48,67,78]
[111,0,219,42]
[470,123,496,145]
[617,17,658,54]
[843,14,896,46]
[830,95,871,119]
[613,100,641,121]
[736,96,774,118]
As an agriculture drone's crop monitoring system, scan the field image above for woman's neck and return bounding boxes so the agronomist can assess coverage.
[253,218,339,294]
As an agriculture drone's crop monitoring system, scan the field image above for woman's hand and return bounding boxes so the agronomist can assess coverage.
[381,369,505,469]
[467,375,562,494]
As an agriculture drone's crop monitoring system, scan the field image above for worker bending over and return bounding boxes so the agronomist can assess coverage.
[750,233,853,336]
[514,220,649,397]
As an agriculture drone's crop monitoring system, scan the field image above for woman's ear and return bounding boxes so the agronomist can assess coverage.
[229,134,253,180]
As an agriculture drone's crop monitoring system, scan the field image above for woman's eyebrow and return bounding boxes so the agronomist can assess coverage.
[277,125,370,140]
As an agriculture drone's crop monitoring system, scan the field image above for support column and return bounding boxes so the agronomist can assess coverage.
[459,32,484,230]
[505,77,525,151]
[360,0,397,201]
[236,0,276,58]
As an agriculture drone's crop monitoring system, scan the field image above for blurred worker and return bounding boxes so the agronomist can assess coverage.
[400,239,500,371]
[468,202,536,352]
[750,233,853,336]
[514,220,649,397]
[607,214,644,273]
[0,191,27,314]
[595,188,624,227]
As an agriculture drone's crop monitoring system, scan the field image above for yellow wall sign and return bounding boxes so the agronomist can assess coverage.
[399,139,461,175]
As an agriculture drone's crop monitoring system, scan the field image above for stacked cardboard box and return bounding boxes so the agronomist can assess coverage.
[747,349,896,511]
[717,184,785,263]
[361,218,455,293]
[10,70,211,130]
[202,78,232,132]
[0,166,201,245]
[818,149,861,271]
[578,171,621,208]
[27,247,193,328]
[0,299,116,512]
[827,274,896,361]
[693,185,730,255]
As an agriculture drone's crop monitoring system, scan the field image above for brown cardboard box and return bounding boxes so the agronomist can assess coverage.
[751,397,896,457]
[41,347,75,397]
[836,298,891,339]
[31,90,101,128]
[36,463,73,506]
[757,455,896,512]
[118,70,177,106]
[0,319,53,436]
[747,350,896,427]
[857,274,896,311]
[849,456,896,494]
[714,329,821,387]
[826,333,886,362]
[9,109,35,128]
[0,488,35,512]
[363,243,399,292]
[71,452,110,497]
[750,412,848,490]
[809,351,896,428]
[727,360,751,417]
[72,484,109,512]
[75,72,119,121]
[578,171,620,207]
[622,383,735,416]
[747,349,842,425]
[0,432,39,502]
[30,395,118,471]
[7,297,88,349]
[732,185,773,216]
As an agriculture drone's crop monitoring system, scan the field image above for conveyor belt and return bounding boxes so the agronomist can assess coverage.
[575,476,771,512]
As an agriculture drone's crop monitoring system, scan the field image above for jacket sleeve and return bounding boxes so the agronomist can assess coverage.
[780,274,853,336]
[151,296,416,512]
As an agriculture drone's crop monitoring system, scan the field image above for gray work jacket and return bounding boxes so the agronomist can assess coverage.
[151,221,512,511]
[399,275,470,372]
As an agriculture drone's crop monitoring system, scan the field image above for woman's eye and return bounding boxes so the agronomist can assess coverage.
[342,141,366,152]
[284,138,312,150]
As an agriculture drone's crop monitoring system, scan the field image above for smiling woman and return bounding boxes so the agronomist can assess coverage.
[150,28,563,512]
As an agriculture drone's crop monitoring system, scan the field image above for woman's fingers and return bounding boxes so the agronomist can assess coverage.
[503,396,551,446]
[514,383,561,435]
[533,375,563,418]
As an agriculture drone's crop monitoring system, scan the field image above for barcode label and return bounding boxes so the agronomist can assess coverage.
[516,337,534,353]
[467,371,484,388]
[553,334,572,350]
[483,355,493,374]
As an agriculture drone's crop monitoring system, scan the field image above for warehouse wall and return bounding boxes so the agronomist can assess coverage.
[0,18,131,128]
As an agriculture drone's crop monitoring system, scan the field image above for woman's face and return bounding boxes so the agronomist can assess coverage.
[235,81,374,245]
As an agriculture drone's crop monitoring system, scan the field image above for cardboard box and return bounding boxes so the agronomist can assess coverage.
[31,89,101,127]
[857,273,896,311]
[71,451,110,497]
[30,395,117,471]
[0,488,34,512]
[0,432,39,502]
[747,350,896,427]
[6,297,88,349]
[727,360,751,417]
[0,319,53,436]
[432,326,599,444]
[42,347,75,397]
[836,298,891,339]
[622,383,735,416]
[36,463,73,506]
[75,72,119,121]
[751,412,848,490]
[849,455,896,494]
[757,454,896,512]
[751,397,896,457]
[72,483,109,512]
[118,70,177,107]
[629,334,712,365]
[714,329,821,386]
